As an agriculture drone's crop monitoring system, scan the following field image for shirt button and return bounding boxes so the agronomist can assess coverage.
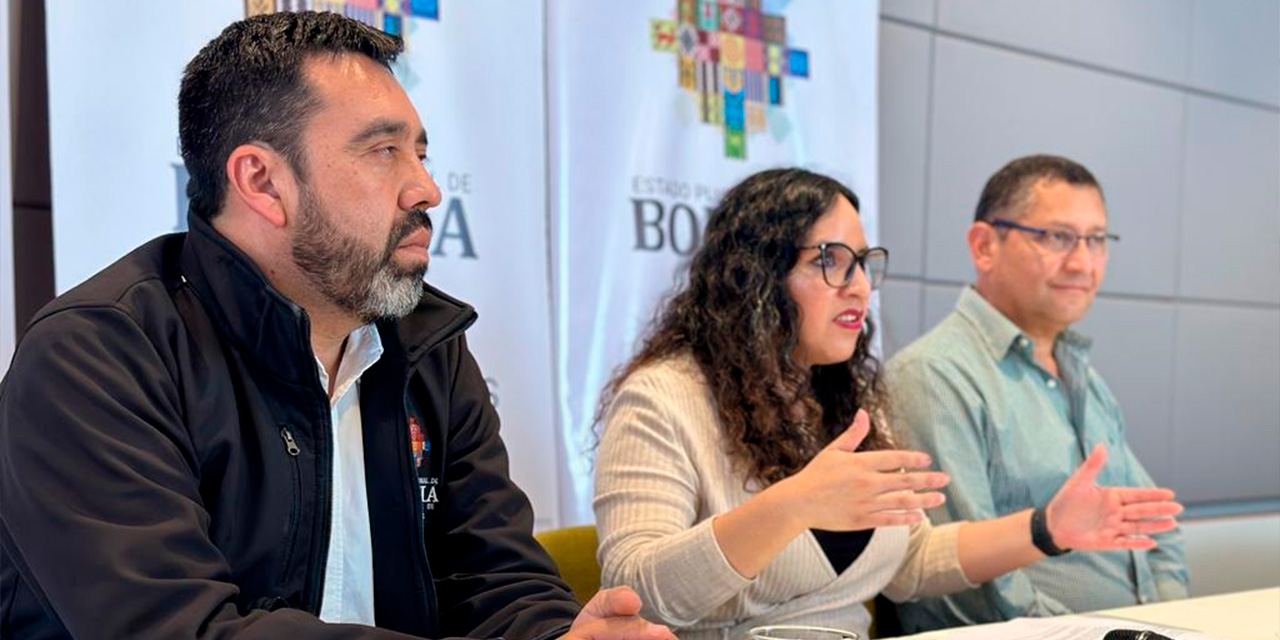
[1018,337,1030,348]
[1047,379,1058,389]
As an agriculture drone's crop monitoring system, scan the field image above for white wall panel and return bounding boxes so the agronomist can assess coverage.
[878,278,923,358]
[879,22,932,277]
[927,37,1184,297]
[1179,97,1280,304]
[1189,0,1280,107]
[1182,514,1280,596]
[939,0,1192,86]
[1172,305,1280,502]
[881,0,935,26]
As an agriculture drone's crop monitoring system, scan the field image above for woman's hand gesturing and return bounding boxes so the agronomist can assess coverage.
[773,409,950,532]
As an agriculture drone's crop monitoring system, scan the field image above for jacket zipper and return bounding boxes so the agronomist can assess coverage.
[304,403,335,614]
[277,426,303,587]
[295,309,335,616]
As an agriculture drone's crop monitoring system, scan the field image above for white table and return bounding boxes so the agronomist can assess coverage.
[890,587,1280,640]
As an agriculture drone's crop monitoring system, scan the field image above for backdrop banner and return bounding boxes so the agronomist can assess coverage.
[45,0,561,528]
[548,0,879,524]
[43,0,879,528]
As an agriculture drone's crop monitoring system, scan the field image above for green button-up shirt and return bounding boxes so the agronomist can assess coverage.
[886,287,1189,632]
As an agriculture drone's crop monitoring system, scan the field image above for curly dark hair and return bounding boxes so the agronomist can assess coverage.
[598,168,894,487]
[179,11,403,221]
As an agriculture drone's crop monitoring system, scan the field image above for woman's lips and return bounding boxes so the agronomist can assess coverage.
[834,309,864,330]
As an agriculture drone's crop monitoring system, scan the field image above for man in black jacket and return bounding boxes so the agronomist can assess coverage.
[0,11,672,640]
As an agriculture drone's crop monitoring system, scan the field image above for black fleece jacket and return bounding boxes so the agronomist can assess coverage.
[0,215,579,639]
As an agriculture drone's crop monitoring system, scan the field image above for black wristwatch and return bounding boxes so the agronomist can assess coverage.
[1031,506,1071,556]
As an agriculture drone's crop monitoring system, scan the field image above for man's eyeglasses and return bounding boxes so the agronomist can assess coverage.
[985,219,1120,255]
[797,244,889,290]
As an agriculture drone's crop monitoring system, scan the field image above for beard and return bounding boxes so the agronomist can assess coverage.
[291,187,432,323]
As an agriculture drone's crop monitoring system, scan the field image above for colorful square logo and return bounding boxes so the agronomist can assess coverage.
[651,2,810,159]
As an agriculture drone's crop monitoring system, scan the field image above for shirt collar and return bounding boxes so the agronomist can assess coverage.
[316,324,386,402]
[955,286,1093,363]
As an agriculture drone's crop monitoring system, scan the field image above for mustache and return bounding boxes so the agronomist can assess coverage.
[402,208,433,237]
[381,208,434,262]
[389,208,433,243]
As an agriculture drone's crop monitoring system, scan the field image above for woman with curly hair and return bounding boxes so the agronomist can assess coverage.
[592,168,1182,640]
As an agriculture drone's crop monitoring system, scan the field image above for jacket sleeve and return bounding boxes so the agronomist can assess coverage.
[885,357,1074,622]
[0,306,423,639]
[427,336,578,640]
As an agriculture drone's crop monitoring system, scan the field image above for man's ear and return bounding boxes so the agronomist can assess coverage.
[224,143,296,228]
[968,221,998,275]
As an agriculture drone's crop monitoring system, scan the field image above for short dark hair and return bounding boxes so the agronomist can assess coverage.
[178,11,403,221]
[974,154,1104,222]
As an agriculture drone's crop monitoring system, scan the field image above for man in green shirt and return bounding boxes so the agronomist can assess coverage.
[887,154,1190,632]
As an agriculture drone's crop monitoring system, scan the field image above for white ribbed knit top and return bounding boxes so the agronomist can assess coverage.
[594,354,974,640]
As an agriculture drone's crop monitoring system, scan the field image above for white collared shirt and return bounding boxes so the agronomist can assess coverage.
[315,324,384,625]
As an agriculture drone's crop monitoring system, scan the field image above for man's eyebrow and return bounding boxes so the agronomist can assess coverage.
[347,118,426,148]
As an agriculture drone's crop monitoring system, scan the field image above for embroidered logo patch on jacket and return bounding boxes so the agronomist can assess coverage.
[408,415,441,510]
